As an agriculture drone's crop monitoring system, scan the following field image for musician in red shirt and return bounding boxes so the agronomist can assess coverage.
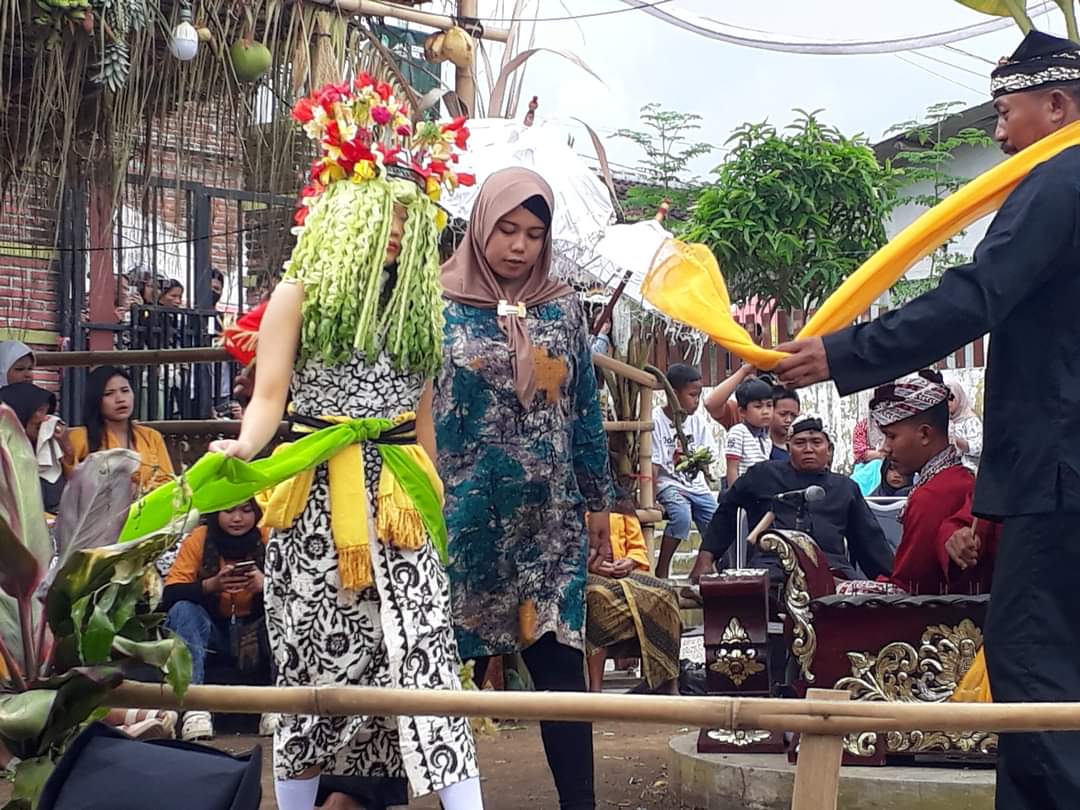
[871,370,997,595]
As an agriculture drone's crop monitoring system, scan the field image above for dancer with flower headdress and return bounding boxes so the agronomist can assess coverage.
[210,76,482,810]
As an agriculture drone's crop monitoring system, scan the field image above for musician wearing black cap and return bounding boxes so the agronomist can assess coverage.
[774,30,1080,808]
[689,415,893,588]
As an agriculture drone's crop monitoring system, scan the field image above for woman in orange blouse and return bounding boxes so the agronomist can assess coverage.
[66,366,174,491]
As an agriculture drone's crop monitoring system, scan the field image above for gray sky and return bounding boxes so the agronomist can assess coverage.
[429,1,1066,180]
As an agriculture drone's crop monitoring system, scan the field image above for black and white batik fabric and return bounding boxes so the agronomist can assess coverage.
[264,351,478,795]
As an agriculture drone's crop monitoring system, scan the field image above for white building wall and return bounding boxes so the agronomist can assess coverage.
[885,143,1004,281]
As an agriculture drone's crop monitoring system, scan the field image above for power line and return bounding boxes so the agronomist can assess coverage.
[894,53,983,95]
[619,0,1055,54]
[910,49,989,80]
[942,43,997,66]
[418,0,674,26]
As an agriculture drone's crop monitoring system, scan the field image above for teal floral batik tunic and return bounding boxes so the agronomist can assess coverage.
[433,293,613,660]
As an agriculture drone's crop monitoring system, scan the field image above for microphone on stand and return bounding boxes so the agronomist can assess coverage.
[773,485,826,505]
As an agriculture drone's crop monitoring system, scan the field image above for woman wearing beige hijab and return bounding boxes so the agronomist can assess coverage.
[436,168,615,810]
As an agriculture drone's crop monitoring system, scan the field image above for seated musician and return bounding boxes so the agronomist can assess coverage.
[689,415,893,587]
[867,370,998,595]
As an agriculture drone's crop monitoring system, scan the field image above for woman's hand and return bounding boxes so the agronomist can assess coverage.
[954,435,970,453]
[54,420,75,464]
[246,568,265,594]
[586,510,613,571]
[208,438,256,460]
[202,565,233,594]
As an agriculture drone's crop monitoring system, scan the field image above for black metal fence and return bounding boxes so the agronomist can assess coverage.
[56,175,295,424]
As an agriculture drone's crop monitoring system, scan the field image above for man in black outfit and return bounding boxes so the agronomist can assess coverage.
[689,415,893,586]
[775,30,1080,809]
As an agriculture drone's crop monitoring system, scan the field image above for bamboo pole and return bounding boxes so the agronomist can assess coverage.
[301,0,511,42]
[35,349,649,379]
[108,684,1080,735]
[791,689,848,810]
[603,420,653,433]
[34,347,231,368]
[637,377,657,563]
[454,0,478,114]
[593,353,661,389]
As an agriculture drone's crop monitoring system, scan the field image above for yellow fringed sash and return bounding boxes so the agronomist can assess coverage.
[256,412,441,591]
[951,647,993,703]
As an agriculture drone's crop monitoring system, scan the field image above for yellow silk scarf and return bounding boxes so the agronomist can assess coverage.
[642,120,1080,367]
[257,412,441,591]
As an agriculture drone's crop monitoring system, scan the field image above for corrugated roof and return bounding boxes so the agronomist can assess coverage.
[873,101,996,162]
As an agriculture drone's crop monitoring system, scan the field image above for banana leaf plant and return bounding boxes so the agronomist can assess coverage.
[0,405,193,809]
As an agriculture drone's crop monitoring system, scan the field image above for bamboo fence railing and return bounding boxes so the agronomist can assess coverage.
[35,347,667,543]
[107,683,1072,810]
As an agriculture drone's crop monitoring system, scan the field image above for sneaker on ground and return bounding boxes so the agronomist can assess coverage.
[181,710,214,742]
[258,713,280,737]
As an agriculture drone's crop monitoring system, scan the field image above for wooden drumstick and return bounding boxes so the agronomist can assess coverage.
[747,511,776,546]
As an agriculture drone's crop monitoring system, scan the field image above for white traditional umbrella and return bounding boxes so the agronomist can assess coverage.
[440,117,616,282]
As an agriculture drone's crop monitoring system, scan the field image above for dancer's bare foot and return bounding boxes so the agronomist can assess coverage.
[319,792,364,810]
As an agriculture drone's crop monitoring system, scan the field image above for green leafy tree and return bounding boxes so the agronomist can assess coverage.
[614,103,713,221]
[886,101,994,304]
[684,110,899,323]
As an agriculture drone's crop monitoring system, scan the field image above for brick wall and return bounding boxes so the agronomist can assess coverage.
[0,172,62,388]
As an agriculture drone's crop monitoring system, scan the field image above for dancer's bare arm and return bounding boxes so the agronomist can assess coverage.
[416,381,437,462]
[211,282,302,460]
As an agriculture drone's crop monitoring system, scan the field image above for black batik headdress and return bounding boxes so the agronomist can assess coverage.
[992,30,1080,98]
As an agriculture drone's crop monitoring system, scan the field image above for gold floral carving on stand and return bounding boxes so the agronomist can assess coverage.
[835,619,997,756]
[720,616,750,644]
[706,729,772,747]
[708,617,765,686]
[758,530,817,683]
[843,732,879,757]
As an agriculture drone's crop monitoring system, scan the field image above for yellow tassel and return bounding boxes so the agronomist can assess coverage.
[337,544,373,591]
[376,491,427,550]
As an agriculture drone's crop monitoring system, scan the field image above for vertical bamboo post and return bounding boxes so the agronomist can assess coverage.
[638,379,656,565]
[455,0,478,114]
[790,688,849,810]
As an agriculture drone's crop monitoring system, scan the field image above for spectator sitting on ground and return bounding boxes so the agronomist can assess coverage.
[769,386,801,462]
[586,494,682,696]
[163,500,271,742]
[0,341,35,384]
[66,366,174,493]
[651,363,720,579]
[0,383,74,513]
[724,376,775,486]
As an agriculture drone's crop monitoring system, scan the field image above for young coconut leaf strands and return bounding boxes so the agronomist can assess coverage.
[284,74,474,376]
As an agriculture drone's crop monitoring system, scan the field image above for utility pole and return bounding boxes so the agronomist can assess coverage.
[455,0,478,115]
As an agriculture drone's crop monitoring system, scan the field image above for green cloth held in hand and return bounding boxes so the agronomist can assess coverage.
[119,418,448,563]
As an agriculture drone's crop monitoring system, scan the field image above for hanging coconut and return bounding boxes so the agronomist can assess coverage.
[424,31,446,63]
[441,25,474,69]
[230,39,272,82]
